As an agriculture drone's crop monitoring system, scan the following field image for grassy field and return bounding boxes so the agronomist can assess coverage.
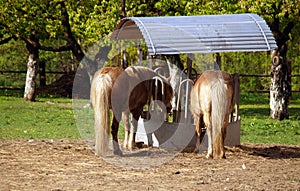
[0,96,80,140]
[0,93,299,145]
[239,93,300,144]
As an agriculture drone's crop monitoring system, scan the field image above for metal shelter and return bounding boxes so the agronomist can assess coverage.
[111,14,277,148]
[111,13,277,55]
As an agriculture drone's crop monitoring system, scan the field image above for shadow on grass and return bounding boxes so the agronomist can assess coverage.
[240,107,300,120]
[240,107,269,118]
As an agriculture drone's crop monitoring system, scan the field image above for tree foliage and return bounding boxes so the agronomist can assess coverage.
[1,0,298,58]
[0,0,299,94]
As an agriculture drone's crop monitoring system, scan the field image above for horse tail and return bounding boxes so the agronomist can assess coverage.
[211,77,227,158]
[91,73,112,156]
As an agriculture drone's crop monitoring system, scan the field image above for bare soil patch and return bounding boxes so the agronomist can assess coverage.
[1,140,299,190]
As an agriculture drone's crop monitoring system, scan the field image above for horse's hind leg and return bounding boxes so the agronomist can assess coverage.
[203,112,213,159]
[122,111,130,149]
[212,113,229,159]
[128,106,143,150]
[111,115,122,156]
[220,113,230,159]
[194,115,202,153]
[128,118,137,150]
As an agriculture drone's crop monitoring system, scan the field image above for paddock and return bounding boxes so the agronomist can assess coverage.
[1,12,299,191]
[1,140,299,190]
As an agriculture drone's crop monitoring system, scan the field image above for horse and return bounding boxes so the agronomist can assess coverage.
[190,70,235,159]
[90,66,173,156]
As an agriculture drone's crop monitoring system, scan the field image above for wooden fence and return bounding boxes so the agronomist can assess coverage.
[0,70,68,90]
[239,73,300,93]
[1,70,299,93]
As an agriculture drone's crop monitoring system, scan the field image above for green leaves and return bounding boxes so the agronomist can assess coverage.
[1,0,299,49]
[0,0,299,91]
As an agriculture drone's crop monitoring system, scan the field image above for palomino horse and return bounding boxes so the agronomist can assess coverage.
[190,70,235,159]
[90,66,173,156]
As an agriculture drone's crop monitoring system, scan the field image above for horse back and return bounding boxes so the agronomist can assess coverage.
[100,66,124,83]
[125,66,156,81]
[191,70,235,113]
[195,70,234,91]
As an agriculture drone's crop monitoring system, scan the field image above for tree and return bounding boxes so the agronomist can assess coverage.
[238,0,299,120]
[0,1,70,101]
[1,0,132,101]
[0,0,103,101]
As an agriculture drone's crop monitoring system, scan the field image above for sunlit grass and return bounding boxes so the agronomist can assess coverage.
[0,93,299,145]
[239,93,300,145]
[0,96,80,140]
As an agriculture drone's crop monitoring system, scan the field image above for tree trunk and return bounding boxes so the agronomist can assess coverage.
[270,50,289,120]
[268,12,294,120]
[24,43,39,101]
[269,5,295,120]
[120,0,126,18]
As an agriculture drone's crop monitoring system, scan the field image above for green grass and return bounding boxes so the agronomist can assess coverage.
[0,93,299,145]
[0,96,80,140]
[239,93,300,145]
[240,104,300,144]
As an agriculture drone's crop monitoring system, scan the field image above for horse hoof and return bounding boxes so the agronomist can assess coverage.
[128,144,137,150]
[136,142,143,149]
[128,147,136,152]
[147,142,153,147]
[113,150,123,156]
[193,149,200,154]
[205,154,213,159]
[214,155,226,159]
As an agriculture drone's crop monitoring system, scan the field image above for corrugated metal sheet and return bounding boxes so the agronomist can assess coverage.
[111,14,277,55]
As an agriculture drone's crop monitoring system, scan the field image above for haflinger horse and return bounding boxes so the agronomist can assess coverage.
[190,70,235,159]
[90,66,173,156]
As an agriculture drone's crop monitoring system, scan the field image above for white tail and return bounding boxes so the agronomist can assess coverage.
[91,73,113,156]
[211,77,227,157]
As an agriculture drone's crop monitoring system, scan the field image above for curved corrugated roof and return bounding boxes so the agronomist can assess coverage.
[111,14,277,55]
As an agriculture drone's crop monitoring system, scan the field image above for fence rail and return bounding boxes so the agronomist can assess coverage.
[239,74,300,77]
[239,73,300,93]
[0,70,67,74]
[0,70,69,90]
[0,86,24,90]
[1,70,300,92]
[246,90,300,93]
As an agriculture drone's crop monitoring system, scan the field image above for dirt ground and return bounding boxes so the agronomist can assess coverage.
[0,140,299,191]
